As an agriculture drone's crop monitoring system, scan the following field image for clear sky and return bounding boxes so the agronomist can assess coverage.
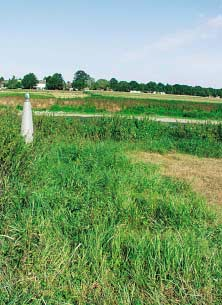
[1,0,222,87]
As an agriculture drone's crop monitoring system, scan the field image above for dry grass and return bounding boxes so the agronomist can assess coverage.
[0,90,87,98]
[129,152,222,205]
[0,96,56,108]
[50,90,87,99]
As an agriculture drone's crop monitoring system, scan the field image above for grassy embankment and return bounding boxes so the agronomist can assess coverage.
[1,90,222,120]
[0,111,222,304]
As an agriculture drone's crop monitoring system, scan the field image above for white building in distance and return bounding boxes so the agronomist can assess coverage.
[35,80,46,90]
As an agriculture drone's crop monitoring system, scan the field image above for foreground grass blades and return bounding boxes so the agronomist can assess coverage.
[0,112,222,304]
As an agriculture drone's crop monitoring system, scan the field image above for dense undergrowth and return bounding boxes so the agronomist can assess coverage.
[0,111,222,304]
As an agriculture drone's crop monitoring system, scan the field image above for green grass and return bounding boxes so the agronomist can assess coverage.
[119,105,222,120]
[47,101,222,120]
[87,94,222,120]
[50,104,107,114]
[0,111,222,304]
[0,91,54,99]
[86,90,222,103]
[53,94,222,121]
[1,90,222,120]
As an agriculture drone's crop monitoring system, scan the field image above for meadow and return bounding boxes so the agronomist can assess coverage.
[90,90,222,104]
[2,89,221,103]
[1,90,222,121]
[0,110,222,304]
[50,94,222,120]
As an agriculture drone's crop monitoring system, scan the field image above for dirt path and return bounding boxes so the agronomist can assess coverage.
[33,111,221,125]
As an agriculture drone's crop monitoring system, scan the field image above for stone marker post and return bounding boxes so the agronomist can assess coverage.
[21,93,33,143]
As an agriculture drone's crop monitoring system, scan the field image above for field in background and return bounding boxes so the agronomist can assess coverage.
[0,90,86,99]
[1,90,222,120]
[1,89,222,103]
[0,112,222,304]
[90,90,222,103]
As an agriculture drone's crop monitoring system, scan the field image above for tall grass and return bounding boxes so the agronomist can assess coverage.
[34,115,222,157]
[0,111,221,304]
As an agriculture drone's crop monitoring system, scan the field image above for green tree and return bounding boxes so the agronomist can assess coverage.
[7,76,21,89]
[46,73,64,90]
[110,78,118,91]
[72,70,90,90]
[86,77,95,89]
[157,82,165,93]
[139,83,146,92]
[0,76,4,88]
[129,81,140,91]
[146,81,157,92]
[118,81,130,92]
[22,73,38,89]
[95,79,110,90]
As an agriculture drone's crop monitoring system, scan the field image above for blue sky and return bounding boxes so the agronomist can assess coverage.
[1,0,222,87]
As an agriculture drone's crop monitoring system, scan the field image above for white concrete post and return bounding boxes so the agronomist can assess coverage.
[21,93,33,143]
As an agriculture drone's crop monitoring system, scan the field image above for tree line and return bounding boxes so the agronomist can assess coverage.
[0,71,222,98]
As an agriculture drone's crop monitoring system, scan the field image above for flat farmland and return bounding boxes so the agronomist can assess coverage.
[1,90,222,121]
[1,89,222,103]
[0,90,87,99]
[91,90,222,103]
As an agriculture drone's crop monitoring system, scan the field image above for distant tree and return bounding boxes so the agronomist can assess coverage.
[129,81,140,91]
[157,82,165,93]
[86,77,95,89]
[65,81,72,90]
[0,76,4,87]
[46,73,64,90]
[7,76,21,89]
[193,86,205,97]
[110,78,118,91]
[22,73,38,89]
[72,70,90,90]
[139,83,146,92]
[117,81,130,92]
[95,79,110,90]
[217,89,222,98]
[146,81,157,92]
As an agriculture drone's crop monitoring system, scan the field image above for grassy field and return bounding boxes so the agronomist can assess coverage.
[89,90,222,104]
[1,89,222,103]
[0,90,86,99]
[48,98,222,120]
[0,91,54,99]
[0,110,222,304]
[1,90,222,121]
